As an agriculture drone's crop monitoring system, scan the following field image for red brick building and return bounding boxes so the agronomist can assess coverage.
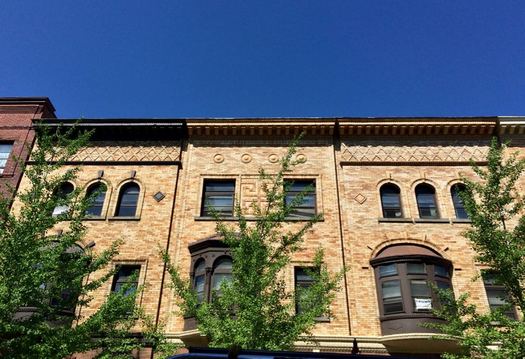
[0,97,56,201]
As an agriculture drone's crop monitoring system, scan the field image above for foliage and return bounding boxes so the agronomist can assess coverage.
[0,125,169,358]
[164,137,343,350]
[431,138,525,358]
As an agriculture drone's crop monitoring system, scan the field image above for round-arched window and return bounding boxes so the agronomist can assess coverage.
[380,183,403,218]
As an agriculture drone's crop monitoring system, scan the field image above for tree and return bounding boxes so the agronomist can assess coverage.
[164,137,343,351]
[431,138,525,358]
[0,125,169,358]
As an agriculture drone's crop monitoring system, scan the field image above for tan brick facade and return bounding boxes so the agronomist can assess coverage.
[13,115,525,357]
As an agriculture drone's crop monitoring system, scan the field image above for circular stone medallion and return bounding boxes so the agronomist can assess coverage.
[213,154,225,163]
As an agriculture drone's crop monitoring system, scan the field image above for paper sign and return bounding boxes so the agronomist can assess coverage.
[415,298,432,310]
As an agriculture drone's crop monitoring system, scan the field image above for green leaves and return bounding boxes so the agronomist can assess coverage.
[0,124,169,358]
[164,135,342,351]
[431,138,525,358]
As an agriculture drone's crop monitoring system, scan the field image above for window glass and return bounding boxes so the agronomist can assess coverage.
[415,184,439,219]
[382,280,403,314]
[411,280,432,311]
[211,257,233,298]
[115,182,140,217]
[451,183,468,219]
[52,182,74,216]
[285,180,316,218]
[111,265,140,296]
[482,272,516,319]
[407,262,426,274]
[202,180,235,216]
[380,184,403,218]
[193,260,206,303]
[85,183,107,217]
[379,263,397,277]
[0,143,13,174]
[294,267,319,314]
[435,264,450,278]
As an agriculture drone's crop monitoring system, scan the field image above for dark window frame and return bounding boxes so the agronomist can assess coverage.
[451,183,468,219]
[482,271,517,319]
[415,183,440,219]
[0,142,13,175]
[85,182,108,217]
[294,266,330,321]
[115,182,140,217]
[201,179,236,217]
[111,264,141,296]
[373,258,453,318]
[284,179,317,218]
[380,183,403,218]
[52,182,75,216]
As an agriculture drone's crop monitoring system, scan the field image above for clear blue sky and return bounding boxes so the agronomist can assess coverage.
[1,1,524,118]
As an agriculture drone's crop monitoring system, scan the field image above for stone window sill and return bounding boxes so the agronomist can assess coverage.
[378,218,413,223]
[108,216,141,221]
[83,216,106,221]
[451,218,472,224]
[414,218,450,224]
[195,216,322,222]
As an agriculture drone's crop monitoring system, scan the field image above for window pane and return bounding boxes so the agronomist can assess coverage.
[435,264,450,278]
[116,183,139,217]
[382,280,401,299]
[0,144,12,174]
[112,265,140,296]
[411,280,431,297]
[416,184,439,219]
[214,257,232,271]
[285,180,316,218]
[451,184,468,219]
[202,180,235,216]
[379,264,397,277]
[86,183,107,216]
[212,273,232,291]
[407,263,426,274]
[382,280,403,314]
[381,184,402,218]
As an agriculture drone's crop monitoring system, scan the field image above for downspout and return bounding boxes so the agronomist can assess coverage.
[331,120,352,336]
[154,131,186,356]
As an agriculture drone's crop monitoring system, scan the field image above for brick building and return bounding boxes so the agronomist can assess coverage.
[8,105,525,357]
[0,97,56,201]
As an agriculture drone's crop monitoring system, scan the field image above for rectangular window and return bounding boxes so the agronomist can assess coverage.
[111,265,141,296]
[411,280,432,311]
[379,263,397,277]
[382,280,403,314]
[201,180,235,217]
[0,143,13,175]
[294,267,318,315]
[285,180,316,218]
[482,272,517,319]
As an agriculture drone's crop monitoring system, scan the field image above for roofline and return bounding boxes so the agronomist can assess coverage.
[0,97,55,112]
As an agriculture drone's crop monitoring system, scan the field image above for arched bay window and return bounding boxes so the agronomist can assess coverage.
[451,183,468,219]
[380,183,403,218]
[85,182,107,217]
[415,183,439,219]
[371,244,453,335]
[115,182,140,217]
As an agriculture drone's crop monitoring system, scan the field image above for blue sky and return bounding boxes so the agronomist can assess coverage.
[1,1,524,118]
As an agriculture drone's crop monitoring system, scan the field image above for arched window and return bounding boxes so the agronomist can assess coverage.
[371,244,453,335]
[415,183,439,219]
[115,182,140,217]
[85,182,107,217]
[451,183,468,219]
[193,259,206,303]
[52,182,74,216]
[211,257,233,298]
[380,183,403,218]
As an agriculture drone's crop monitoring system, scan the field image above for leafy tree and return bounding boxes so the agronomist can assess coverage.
[164,138,343,351]
[0,125,169,358]
[431,138,525,358]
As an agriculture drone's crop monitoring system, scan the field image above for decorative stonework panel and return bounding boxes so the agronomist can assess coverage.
[239,175,260,214]
[340,140,490,163]
[68,141,182,162]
